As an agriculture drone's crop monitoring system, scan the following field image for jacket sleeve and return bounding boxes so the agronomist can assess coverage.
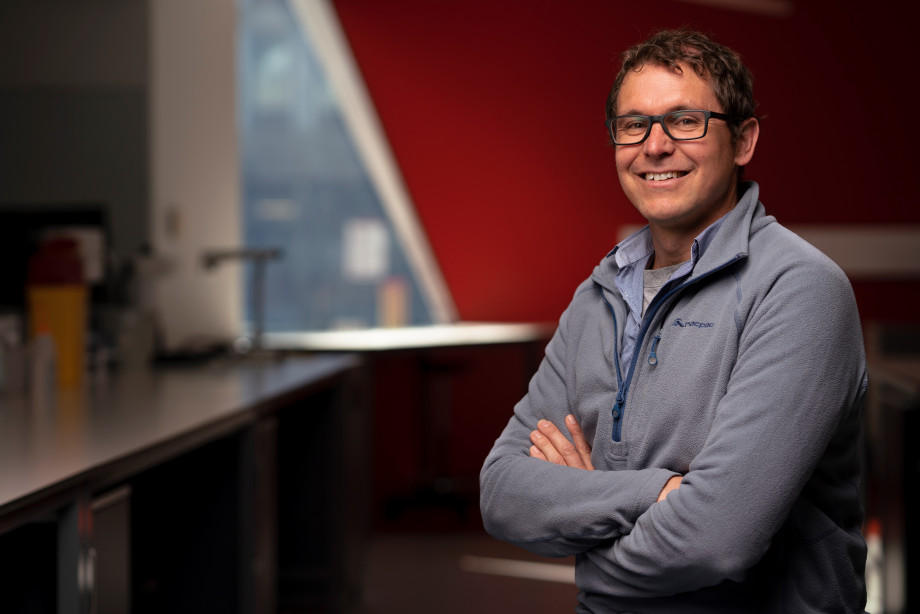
[479,299,677,558]
[579,259,868,596]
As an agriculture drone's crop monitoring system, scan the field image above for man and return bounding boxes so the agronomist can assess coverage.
[480,28,867,613]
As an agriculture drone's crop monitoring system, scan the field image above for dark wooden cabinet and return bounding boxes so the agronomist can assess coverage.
[0,355,366,614]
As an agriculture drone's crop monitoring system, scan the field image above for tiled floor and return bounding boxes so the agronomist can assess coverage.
[360,531,580,613]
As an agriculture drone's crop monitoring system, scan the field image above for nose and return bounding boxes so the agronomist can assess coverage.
[643,121,675,157]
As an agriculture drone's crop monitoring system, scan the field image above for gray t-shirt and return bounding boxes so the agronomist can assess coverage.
[643,262,685,316]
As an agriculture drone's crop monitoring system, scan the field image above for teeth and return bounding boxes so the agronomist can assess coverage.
[644,171,684,181]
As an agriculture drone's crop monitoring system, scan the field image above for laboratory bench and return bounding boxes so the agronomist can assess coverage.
[264,322,554,531]
[0,352,368,614]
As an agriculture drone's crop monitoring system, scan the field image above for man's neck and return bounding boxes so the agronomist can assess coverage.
[647,195,741,269]
[647,227,694,269]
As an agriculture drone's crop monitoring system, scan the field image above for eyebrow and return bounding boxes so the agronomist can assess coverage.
[618,105,703,116]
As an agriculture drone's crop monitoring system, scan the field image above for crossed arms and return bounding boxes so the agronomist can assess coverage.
[529,415,682,502]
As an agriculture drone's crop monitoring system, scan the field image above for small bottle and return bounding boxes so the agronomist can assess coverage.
[0,336,6,393]
[864,517,883,613]
[0,315,27,395]
[30,324,58,401]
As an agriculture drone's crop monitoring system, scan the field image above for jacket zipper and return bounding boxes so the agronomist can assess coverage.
[648,334,662,366]
[598,254,744,442]
[600,291,626,440]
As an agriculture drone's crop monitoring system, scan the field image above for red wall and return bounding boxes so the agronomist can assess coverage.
[332,0,920,324]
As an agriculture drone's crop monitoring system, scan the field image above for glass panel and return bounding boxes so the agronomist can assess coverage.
[238,0,435,331]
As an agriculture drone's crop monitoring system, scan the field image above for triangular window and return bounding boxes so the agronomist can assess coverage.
[238,0,454,333]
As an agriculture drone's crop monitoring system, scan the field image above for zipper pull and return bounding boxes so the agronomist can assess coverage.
[648,334,662,366]
[611,389,626,421]
[611,389,626,441]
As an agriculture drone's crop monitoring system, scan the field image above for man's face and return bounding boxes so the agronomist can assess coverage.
[614,62,756,237]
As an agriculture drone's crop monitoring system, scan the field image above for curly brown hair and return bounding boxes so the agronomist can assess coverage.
[605,28,757,142]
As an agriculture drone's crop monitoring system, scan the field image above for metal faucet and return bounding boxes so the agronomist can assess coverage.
[201,247,283,353]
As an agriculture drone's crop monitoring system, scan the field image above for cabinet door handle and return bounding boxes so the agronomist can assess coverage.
[84,546,98,614]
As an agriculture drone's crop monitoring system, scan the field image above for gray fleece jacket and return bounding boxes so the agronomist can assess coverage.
[480,182,868,613]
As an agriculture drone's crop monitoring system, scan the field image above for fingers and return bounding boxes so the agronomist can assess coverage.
[529,417,591,469]
[565,414,595,470]
[657,475,682,502]
[530,428,566,465]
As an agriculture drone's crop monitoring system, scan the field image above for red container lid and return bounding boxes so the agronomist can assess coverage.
[26,237,84,285]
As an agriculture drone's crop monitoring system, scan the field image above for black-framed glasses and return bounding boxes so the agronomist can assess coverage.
[606,110,739,145]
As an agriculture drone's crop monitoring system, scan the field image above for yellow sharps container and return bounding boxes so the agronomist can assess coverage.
[27,237,88,389]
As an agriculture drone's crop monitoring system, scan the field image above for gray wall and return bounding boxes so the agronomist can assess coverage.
[0,0,149,259]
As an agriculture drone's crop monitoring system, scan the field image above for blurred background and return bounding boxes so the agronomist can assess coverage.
[0,0,918,612]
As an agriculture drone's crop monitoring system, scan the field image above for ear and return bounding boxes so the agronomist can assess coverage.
[734,117,759,166]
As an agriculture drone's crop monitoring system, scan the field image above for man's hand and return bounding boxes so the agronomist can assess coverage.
[529,414,594,470]
[657,475,682,502]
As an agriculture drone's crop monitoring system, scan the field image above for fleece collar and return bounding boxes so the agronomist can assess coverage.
[593,181,774,291]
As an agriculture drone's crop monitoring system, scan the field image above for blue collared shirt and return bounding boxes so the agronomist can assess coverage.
[612,215,727,371]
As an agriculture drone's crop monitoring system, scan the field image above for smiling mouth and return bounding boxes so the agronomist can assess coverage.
[643,171,687,181]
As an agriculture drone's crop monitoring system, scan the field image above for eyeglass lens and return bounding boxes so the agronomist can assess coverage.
[613,111,708,145]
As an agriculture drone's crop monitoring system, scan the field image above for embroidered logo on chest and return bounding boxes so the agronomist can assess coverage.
[671,318,714,329]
